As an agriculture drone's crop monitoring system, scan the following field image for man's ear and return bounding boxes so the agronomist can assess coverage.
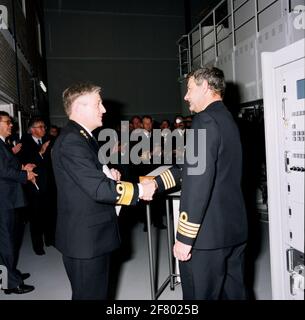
[71,101,80,116]
[201,79,209,94]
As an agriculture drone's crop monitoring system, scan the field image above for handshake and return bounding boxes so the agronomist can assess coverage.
[139,178,157,202]
[107,168,157,202]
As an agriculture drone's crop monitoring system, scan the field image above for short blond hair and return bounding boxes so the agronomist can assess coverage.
[63,83,101,116]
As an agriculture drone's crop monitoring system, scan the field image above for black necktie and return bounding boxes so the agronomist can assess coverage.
[4,140,12,153]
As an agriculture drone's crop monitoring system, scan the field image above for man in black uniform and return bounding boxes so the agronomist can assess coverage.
[52,83,155,300]
[154,67,248,300]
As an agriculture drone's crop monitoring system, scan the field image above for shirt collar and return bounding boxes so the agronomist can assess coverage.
[32,136,42,144]
[0,135,5,143]
[144,130,151,138]
[78,122,93,137]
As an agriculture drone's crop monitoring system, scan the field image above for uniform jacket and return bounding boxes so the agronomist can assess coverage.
[155,101,248,249]
[51,120,139,259]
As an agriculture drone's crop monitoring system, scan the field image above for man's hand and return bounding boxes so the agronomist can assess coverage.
[140,179,157,201]
[27,171,38,184]
[173,240,192,261]
[111,141,120,155]
[12,143,22,154]
[22,163,36,172]
[110,168,121,181]
[40,140,50,155]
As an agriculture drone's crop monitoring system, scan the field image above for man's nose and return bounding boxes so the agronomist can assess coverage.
[101,103,106,114]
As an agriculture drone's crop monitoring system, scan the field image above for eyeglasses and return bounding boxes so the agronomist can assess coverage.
[32,125,46,129]
[0,120,12,125]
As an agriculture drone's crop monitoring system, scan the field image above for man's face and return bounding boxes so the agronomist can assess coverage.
[132,118,142,129]
[0,116,13,138]
[184,77,206,113]
[142,118,152,132]
[49,128,58,137]
[75,92,106,130]
[174,117,185,130]
[31,121,46,139]
[161,121,169,130]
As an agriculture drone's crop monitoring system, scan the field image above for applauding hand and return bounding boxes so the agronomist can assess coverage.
[22,163,36,172]
[12,143,22,154]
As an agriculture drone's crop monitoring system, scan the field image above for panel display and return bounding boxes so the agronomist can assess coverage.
[297,79,305,99]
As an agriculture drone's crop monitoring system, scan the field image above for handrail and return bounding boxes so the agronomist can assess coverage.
[177,0,283,78]
[233,0,251,15]
[234,16,255,32]
[184,0,228,39]
[257,0,279,15]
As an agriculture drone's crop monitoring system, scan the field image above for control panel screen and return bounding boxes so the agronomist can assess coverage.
[297,79,305,99]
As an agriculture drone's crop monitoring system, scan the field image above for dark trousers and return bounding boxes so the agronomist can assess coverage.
[28,192,54,253]
[62,254,110,300]
[179,242,248,300]
[13,208,27,271]
[0,209,22,289]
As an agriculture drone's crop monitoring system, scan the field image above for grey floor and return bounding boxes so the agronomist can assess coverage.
[0,217,271,300]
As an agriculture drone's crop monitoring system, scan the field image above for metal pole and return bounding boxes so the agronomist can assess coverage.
[178,44,182,78]
[17,110,22,140]
[230,0,236,48]
[213,9,218,62]
[254,0,259,34]
[187,34,192,72]
[146,203,156,300]
[254,0,260,99]
[166,198,175,290]
[230,0,236,83]
[199,23,203,67]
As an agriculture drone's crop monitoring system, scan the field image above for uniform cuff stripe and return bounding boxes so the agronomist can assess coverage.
[160,171,170,190]
[178,224,198,236]
[164,170,174,188]
[116,182,134,205]
[179,221,200,232]
[166,169,176,188]
[177,228,197,239]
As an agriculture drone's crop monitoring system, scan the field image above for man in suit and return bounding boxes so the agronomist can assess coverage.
[0,111,36,294]
[153,67,248,299]
[134,115,166,231]
[18,118,54,255]
[52,83,155,300]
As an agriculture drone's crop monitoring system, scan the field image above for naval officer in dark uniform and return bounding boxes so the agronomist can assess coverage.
[52,83,155,300]
[154,67,248,300]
